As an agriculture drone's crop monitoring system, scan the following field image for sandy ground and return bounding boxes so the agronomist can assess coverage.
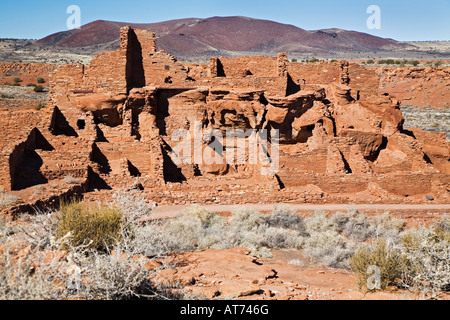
[152,203,450,218]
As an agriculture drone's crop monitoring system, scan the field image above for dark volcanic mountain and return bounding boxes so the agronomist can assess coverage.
[37,16,411,59]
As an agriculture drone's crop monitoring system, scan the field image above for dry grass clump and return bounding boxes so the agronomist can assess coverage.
[0,201,185,300]
[303,211,355,268]
[350,215,450,293]
[110,189,154,222]
[0,192,19,209]
[350,239,407,290]
[134,205,307,259]
[0,248,69,300]
[333,210,376,242]
[401,225,450,292]
[56,200,125,251]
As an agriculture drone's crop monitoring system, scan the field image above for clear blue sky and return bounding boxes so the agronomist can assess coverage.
[0,0,449,41]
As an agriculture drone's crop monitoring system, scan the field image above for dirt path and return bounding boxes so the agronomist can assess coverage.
[152,203,450,219]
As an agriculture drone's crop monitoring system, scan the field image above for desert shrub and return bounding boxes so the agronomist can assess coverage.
[291,59,298,63]
[135,206,306,259]
[230,207,265,231]
[411,60,420,66]
[135,205,229,257]
[56,200,125,251]
[0,249,69,300]
[304,230,354,269]
[34,85,44,92]
[433,215,450,240]
[0,218,11,243]
[70,249,153,300]
[305,211,338,234]
[26,83,37,87]
[434,61,442,67]
[0,240,172,300]
[366,59,374,64]
[401,227,450,292]
[288,259,305,266]
[265,205,305,232]
[371,212,405,244]
[13,77,22,83]
[0,192,19,209]
[183,204,218,227]
[228,208,273,256]
[333,211,375,242]
[37,77,45,84]
[350,239,407,290]
[303,212,355,268]
[110,189,153,222]
[35,103,46,111]
[378,59,395,65]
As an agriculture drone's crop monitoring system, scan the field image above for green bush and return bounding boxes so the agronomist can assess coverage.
[378,59,395,65]
[56,200,125,251]
[411,60,420,66]
[13,77,22,83]
[35,103,46,111]
[37,77,45,84]
[366,59,375,64]
[34,85,44,92]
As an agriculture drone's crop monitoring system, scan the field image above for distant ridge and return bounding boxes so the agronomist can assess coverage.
[37,16,415,60]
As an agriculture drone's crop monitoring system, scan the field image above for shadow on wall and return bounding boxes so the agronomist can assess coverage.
[49,106,79,137]
[87,166,112,191]
[126,28,146,93]
[161,139,186,183]
[10,128,54,191]
[90,143,111,174]
[127,160,141,177]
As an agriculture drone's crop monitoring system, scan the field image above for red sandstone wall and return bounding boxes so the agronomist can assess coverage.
[288,61,380,99]
[218,56,278,78]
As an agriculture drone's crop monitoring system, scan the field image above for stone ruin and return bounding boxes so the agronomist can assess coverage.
[1,26,449,213]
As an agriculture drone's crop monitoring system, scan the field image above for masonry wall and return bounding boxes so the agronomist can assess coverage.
[0,110,45,191]
[217,56,278,78]
[288,61,380,99]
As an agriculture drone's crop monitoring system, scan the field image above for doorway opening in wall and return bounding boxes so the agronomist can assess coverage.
[77,119,86,130]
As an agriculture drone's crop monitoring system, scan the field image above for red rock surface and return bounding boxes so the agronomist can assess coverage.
[150,248,448,300]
